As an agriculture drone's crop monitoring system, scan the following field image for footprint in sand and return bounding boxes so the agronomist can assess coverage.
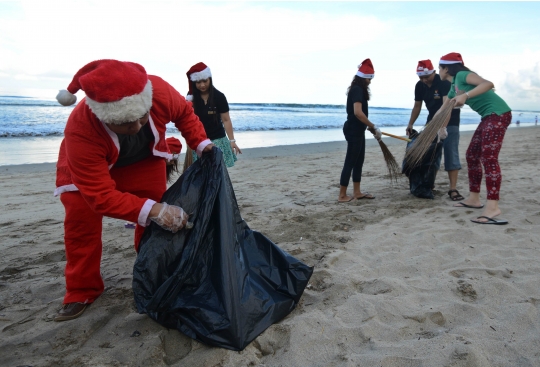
[456,280,477,302]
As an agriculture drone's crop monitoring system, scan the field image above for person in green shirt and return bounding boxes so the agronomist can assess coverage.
[439,52,512,225]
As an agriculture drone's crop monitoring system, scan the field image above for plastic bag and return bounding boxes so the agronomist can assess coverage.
[133,147,313,351]
[402,130,443,199]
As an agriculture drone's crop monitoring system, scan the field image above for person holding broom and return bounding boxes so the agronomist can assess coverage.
[338,58,382,202]
[439,52,512,224]
[184,62,241,169]
[53,59,213,321]
[406,59,462,200]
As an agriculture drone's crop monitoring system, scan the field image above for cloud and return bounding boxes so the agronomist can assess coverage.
[501,63,540,105]
[1,1,540,110]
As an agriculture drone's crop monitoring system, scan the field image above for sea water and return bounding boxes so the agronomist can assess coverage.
[0,96,537,166]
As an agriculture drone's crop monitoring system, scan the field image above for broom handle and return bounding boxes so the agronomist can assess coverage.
[381,132,411,142]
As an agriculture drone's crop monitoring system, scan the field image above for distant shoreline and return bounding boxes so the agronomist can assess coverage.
[2,126,537,171]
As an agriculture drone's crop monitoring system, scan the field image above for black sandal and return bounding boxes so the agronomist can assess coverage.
[448,189,464,201]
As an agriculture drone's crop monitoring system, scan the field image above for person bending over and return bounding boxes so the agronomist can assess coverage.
[54,59,214,321]
[406,59,462,200]
[439,52,512,225]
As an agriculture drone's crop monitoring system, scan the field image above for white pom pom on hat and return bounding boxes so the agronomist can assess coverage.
[56,89,77,106]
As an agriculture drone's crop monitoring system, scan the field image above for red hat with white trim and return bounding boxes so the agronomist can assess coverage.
[356,58,375,79]
[439,52,464,65]
[185,62,212,102]
[416,59,435,76]
[56,59,152,125]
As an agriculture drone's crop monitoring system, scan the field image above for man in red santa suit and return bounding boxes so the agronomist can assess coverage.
[53,59,213,321]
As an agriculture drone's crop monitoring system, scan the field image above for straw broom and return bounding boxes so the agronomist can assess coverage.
[403,99,456,168]
[376,137,401,184]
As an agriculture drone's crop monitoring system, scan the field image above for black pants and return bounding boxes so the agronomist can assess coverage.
[340,135,366,187]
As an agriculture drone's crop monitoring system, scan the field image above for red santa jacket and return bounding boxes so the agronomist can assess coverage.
[55,75,209,226]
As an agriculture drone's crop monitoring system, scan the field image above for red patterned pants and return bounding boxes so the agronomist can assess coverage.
[466,111,511,200]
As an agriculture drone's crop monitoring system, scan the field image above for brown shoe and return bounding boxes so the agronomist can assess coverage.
[54,302,88,322]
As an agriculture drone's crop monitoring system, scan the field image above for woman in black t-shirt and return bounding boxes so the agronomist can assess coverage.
[338,59,382,202]
[185,62,241,168]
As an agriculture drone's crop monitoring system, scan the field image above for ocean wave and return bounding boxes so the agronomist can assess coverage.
[0,102,68,107]
[0,131,65,137]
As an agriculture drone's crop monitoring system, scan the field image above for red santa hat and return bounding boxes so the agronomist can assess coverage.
[185,62,212,102]
[356,58,375,79]
[416,59,435,76]
[56,59,153,125]
[439,52,464,65]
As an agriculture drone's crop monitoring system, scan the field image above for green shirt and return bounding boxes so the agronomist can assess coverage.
[448,71,511,118]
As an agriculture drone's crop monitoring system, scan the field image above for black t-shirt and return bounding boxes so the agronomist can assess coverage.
[414,74,460,127]
[193,89,229,140]
[343,85,368,140]
[114,123,154,167]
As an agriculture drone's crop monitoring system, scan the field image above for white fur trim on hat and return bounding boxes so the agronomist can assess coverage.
[189,67,212,82]
[56,90,77,106]
[85,80,153,124]
[185,94,193,102]
[356,71,374,79]
[416,68,435,76]
[439,59,462,64]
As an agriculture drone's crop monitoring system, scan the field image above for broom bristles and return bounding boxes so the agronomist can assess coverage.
[404,100,456,168]
[377,139,401,184]
[183,146,194,172]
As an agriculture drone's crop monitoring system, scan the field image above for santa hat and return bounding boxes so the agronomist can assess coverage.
[356,59,375,79]
[185,62,212,102]
[165,137,182,154]
[56,59,153,125]
[416,59,435,76]
[439,52,464,65]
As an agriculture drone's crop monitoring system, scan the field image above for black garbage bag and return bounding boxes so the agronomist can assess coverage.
[402,130,443,199]
[133,147,313,351]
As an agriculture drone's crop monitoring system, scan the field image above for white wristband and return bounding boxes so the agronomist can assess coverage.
[229,139,236,143]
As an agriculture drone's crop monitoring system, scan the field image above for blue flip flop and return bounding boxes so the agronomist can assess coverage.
[471,216,508,225]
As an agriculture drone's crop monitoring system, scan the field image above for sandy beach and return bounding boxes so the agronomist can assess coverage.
[1,126,539,366]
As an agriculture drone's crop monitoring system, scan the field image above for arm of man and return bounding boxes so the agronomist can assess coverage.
[407,100,422,136]
[150,75,212,156]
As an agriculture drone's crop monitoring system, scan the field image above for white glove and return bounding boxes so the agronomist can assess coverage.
[149,203,188,233]
[372,125,382,141]
[437,127,448,141]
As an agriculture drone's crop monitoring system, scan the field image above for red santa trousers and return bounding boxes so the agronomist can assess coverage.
[60,156,167,304]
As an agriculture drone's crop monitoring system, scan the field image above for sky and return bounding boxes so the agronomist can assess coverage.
[0,1,539,110]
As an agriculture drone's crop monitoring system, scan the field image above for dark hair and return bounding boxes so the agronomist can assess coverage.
[166,160,179,182]
[191,77,218,124]
[347,76,371,101]
[439,63,472,77]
